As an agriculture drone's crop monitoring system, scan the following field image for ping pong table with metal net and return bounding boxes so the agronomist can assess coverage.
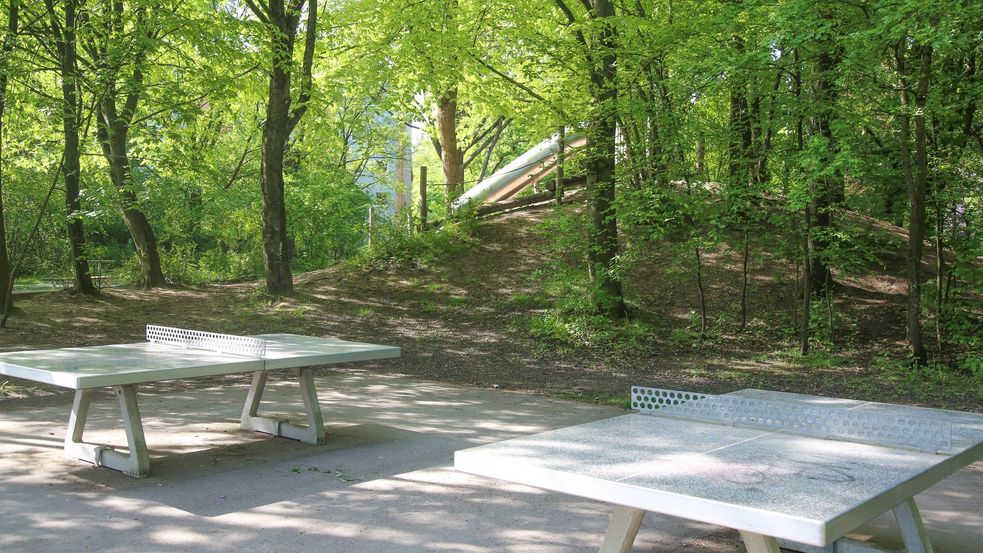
[455,387,983,553]
[0,325,400,477]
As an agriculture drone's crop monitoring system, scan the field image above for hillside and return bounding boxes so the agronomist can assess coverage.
[1,205,980,411]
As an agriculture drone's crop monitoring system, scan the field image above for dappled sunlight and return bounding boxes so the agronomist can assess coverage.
[1,372,643,552]
[149,526,219,547]
[1,372,980,552]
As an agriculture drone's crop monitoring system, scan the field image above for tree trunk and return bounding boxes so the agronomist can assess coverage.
[0,0,18,312]
[695,245,707,337]
[728,87,752,185]
[808,194,833,294]
[740,231,749,329]
[695,137,705,175]
[934,199,945,352]
[259,41,295,295]
[436,88,464,199]
[248,0,318,296]
[806,43,841,294]
[586,0,625,319]
[96,102,166,289]
[800,206,812,356]
[908,43,933,365]
[555,126,565,205]
[87,0,166,290]
[52,0,95,294]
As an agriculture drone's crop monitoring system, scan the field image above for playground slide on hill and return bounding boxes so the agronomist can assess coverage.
[451,133,585,212]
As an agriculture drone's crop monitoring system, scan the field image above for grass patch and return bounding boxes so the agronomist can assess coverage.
[508,293,542,309]
[524,313,655,351]
[423,283,449,294]
[551,390,631,408]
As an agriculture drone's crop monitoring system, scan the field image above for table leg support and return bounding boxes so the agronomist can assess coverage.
[778,497,934,553]
[599,506,646,553]
[240,368,326,445]
[741,532,782,553]
[62,386,151,478]
[893,498,933,553]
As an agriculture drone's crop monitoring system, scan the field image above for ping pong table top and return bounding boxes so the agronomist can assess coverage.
[454,389,983,547]
[0,333,401,390]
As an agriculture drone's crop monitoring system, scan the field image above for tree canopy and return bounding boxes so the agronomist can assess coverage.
[0,0,980,371]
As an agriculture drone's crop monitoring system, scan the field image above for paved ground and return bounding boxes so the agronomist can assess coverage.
[0,372,980,553]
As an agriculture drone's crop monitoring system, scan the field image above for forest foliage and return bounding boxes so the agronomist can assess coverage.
[0,0,980,372]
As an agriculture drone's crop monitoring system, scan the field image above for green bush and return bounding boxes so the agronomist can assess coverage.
[355,216,478,270]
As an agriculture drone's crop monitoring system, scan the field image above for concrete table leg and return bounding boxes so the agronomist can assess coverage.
[62,386,151,478]
[598,506,645,553]
[240,368,326,445]
[777,497,935,553]
[893,498,934,553]
[741,531,782,553]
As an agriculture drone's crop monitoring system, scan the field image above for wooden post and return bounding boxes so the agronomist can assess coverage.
[419,166,428,231]
[555,127,565,205]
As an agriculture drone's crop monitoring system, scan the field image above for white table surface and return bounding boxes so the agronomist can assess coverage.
[0,334,400,389]
[454,390,983,546]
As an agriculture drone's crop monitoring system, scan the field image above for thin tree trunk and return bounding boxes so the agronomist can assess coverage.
[740,231,749,329]
[728,89,752,184]
[48,0,95,294]
[476,119,507,182]
[555,126,565,205]
[803,11,843,294]
[896,39,930,365]
[826,278,834,345]
[695,137,705,175]
[801,207,812,356]
[908,42,932,364]
[695,245,707,337]
[0,0,18,313]
[793,47,809,355]
[935,199,945,352]
[792,257,799,324]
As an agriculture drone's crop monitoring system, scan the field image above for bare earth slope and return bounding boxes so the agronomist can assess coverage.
[1,206,979,410]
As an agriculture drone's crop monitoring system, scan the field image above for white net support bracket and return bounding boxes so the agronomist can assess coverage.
[146,325,266,358]
[631,386,952,454]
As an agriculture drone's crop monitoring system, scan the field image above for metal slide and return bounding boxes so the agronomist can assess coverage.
[451,133,585,212]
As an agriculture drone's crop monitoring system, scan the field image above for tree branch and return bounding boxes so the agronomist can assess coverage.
[286,0,317,134]
[464,118,510,170]
[244,0,271,25]
[554,0,587,46]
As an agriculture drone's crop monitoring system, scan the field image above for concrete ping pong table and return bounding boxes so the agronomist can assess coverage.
[455,386,983,553]
[0,325,399,477]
